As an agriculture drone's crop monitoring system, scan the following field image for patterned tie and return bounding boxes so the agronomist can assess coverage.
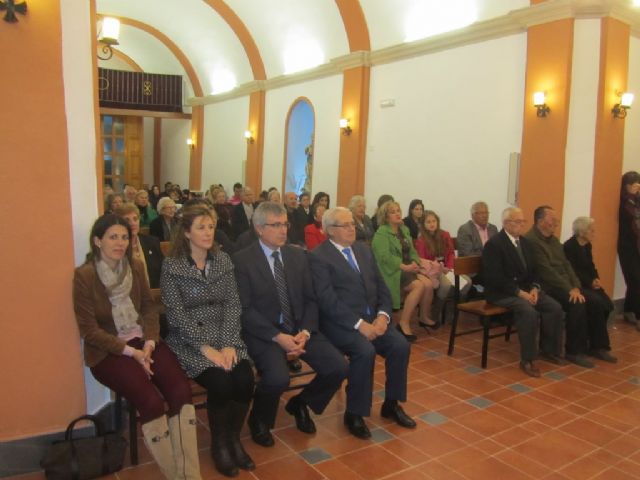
[342,247,360,272]
[272,251,294,332]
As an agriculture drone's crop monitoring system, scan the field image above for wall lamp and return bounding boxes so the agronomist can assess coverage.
[244,130,254,144]
[186,139,195,150]
[339,118,352,135]
[533,92,550,117]
[612,92,634,119]
[1,0,27,23]
[97,17,120,60]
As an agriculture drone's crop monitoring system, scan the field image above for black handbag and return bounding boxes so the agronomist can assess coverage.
[41,414,127,480]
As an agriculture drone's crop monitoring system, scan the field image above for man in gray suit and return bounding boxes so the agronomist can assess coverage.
[456,201,499,257]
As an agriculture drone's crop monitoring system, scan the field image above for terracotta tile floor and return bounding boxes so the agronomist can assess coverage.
[12,315,640,480]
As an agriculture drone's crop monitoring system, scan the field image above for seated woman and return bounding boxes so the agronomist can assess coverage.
[150,197,178,241]
[134,190,158,228]
[73,214,200,480]
[309,191,330,224]
[161,206,255,477]
[116,203,163,288]
[415,210,471,311]
[104,193,124,214]
[372,201,437,341]
[349,195,374,243]
[402,199,424,240]
[304,203,327,250]
[564,216,616,362]
[371,194,394,232]
[149,184,161,210]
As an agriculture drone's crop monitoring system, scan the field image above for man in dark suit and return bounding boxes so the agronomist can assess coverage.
[482,207,565,377]
[233,202,348,447]
[309,207,416,439]
[284,191,306,246]
[456,201,499,257]
[231,187,257,240]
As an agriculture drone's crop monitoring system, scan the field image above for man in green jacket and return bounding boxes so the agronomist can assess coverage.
[524,206,615,367]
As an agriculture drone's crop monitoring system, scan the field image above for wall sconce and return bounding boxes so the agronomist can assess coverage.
[612,92,634,119]
[244,130,254,144]
[533,92,550,117]
[97,17,120,60]
[1,0,28,23]
[339,118,352,135]
[186,139,195,150]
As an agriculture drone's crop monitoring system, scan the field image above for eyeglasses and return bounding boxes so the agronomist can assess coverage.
[264,222,290,229]
[332,222,356,228]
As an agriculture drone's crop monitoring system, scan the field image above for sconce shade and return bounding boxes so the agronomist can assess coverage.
[339,118,349,129]
[613,91,634,119]
[100,17,120,45]
[621,92,634,108]
[244,130,254,144]
[533,91,546,106]
[533,91,550,117]
[186,139,194,147]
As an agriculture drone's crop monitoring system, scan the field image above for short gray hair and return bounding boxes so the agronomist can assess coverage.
[348,195,366,212]
[253,201,287,226]
[471,201,488,215]
[501,206,522,223]
[157,197,176,212]
[323,207,352,233]
[572,216,594,236]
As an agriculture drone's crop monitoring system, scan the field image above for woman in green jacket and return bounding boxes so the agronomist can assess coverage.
[372,201,436,342]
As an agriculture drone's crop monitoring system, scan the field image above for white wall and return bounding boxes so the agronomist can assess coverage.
[161,118,191,188]
[61,0,109,414]
[366,33,527,233]
[264,75,343,201]
[201,96,250,193]
[562,19,600,241]
[617,34,640,299]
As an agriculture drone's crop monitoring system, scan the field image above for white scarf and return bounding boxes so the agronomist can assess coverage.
[95,258,140,337]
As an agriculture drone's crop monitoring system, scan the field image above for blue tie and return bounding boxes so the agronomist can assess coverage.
[342,247,360,272]
[272,251,294,333]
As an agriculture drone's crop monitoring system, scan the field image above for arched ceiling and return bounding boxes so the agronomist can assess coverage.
[95,0,538,98]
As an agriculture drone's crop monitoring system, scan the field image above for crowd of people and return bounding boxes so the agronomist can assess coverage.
[72,173,640,478]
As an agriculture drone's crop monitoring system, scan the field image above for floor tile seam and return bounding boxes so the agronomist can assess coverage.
[580,408,640,434]
[554,414,625,442]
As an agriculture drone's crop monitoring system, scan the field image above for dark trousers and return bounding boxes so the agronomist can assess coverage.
[491,291,564,362]
[324,325,410,417]
[91,339,192,424]
[582,289,612,351]
[194,359,255,407]
[248,333,348,428]
[619,251,640,316]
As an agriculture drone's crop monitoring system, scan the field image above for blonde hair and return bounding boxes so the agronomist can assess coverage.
[376,201,401,227]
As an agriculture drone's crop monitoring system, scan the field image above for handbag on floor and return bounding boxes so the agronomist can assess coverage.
[41,414,127,480]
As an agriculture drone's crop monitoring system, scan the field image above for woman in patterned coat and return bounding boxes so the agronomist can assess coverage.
[161,205,255,478]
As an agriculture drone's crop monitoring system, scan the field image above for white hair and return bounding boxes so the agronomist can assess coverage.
[501,206,523,222]
[572,216,594,236]
[322,207,351,234]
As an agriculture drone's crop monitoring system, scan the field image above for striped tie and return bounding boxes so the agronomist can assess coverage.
[272,251,294,332]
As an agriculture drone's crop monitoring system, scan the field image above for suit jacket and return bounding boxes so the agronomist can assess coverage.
[457,220,499,257]
[233,242,319,353]
[232,202,257,240]
[310,240,392,338]
[524,227,580,294]
[482,230,540,303]
[138,234,163,288]
[149,216,175,242]
[287,207,306,246]
[73,259,159,367]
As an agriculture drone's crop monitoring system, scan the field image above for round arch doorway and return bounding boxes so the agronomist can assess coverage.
[284,98,315,195]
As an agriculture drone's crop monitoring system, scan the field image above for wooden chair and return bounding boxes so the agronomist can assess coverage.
[121,289,315,464]
[447,256,513,368]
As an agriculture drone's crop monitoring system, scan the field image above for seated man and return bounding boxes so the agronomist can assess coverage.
[310,207,416,439]
[482,207,565,377]
[284,191,305,246]
[525,206,612,368]
[457,201,498,257]
[233,202,348,447]
[232,187,257,240]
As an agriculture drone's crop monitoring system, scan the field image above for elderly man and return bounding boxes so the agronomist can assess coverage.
[310,207,415,439]
[232,187,257,240]
[457,201,498,257]
[233,202,348,447]
[482,207,565,377]
[284,191,305,246]
[525,206,613,367]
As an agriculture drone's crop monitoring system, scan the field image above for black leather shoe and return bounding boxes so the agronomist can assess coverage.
[396,324,417,342]
[519,361,541,378]
[248,414,274,447]
[285,395,316,434]
[344,412,371,439]
[538,351,569,365]
[380,402,417,428]
[565,354,595,369]
[288,358,302,372]
[588,349,618,363]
